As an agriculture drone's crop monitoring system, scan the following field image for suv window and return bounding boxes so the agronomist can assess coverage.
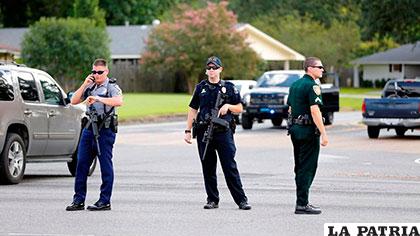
[0,69,14,101]
[37,73,64,105]
[257,73,301,88]
[18,71,39,102]
[384,81,420,98]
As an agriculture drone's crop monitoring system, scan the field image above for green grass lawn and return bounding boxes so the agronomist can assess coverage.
[340,97,364,111]
[340,87,382,95]
[339,87,382,111]
[116,89,381,121]
[117,93,191,121]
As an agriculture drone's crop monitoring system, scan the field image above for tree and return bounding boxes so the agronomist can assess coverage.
[72,0,106,27]
[0,0,74,27]
[99,0,176,25]
[21,17,110,91]
[353,35,400,59]
[360,0,420,43]
[252,13,361,71]
[229,0,361,27]
[142,1,262,93]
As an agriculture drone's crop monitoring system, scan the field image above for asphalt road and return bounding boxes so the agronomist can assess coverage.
[1,112,419,236]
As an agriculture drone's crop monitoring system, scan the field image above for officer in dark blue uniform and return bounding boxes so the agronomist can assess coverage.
[66,58,123,211]
[184,56,251,210]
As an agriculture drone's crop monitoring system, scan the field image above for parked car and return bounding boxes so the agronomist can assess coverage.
[0,62,96,184]
[241,70,340,129]
[226,80,257,124]
[362,79,420,138]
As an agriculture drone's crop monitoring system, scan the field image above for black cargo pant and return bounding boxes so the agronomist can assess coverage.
[196,128,248,205]
[290,125,320,206]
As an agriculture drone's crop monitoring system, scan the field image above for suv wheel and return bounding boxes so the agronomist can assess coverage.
[241,114,253,130]
[271,118,283,127]
[67,145,97,177]
[0,133,26,184]
[367,126,380,139]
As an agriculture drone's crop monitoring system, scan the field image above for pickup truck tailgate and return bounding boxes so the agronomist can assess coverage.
[363,98,420,118]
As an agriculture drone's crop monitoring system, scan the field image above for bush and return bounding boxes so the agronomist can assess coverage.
[21,17,110,91]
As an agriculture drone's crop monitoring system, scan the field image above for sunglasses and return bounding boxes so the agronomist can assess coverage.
[206,65,220,70]
[310,66,324,70]
[91,70,105,75]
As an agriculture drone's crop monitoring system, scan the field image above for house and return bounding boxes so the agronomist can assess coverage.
[0,23,304,65]
[236,23,305,69]
[352,42,420,87]
[0,23,305,91]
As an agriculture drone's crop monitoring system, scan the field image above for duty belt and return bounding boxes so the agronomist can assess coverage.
[292,117,314,125]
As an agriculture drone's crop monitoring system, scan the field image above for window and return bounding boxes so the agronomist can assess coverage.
[18,71,39,102]
[37,73,64,105]
[0,70,14,101]
[389,64,402,72]
[256,73,302,88]
[393,64,402,72]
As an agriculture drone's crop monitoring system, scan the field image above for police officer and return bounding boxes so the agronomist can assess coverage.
[66,58,123,211]
[287,57,328,214]
[184,56,251,210]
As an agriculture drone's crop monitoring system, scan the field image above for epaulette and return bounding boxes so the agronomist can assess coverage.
[109,77,117,83]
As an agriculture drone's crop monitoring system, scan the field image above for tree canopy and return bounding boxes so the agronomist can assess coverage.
[142,2,262,93]
[21,17,110,90]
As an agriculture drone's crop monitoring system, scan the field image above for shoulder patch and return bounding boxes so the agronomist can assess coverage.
[313,85,321,96]
[233,86,239,94]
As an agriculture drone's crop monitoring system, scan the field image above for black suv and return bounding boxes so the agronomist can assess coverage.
[241,70,339,129]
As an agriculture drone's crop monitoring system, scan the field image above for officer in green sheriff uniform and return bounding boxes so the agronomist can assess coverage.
[287,57,329,214]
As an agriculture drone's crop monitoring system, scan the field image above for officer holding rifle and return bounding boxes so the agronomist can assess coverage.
[184,56,251,210]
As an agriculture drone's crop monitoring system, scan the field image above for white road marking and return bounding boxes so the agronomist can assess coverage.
[320,154,349,159]
[414,158,420,165]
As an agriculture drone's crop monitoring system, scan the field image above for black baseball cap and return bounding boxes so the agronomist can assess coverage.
[206,56,222,67]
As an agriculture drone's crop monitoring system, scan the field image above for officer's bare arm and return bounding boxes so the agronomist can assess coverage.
[186,108,198,131]
[228,103,243,113]
[71,83,90,105]
[95,95,123,107]
[71,75,97,105]
[310,105,326,135]
[219,103,242,116]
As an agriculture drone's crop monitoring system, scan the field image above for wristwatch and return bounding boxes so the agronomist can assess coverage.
[184,130,191,134]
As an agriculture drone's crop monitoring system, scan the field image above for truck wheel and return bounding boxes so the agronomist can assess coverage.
[367,126,380,139]
[0,133,26,184]
[395,128,407,137]
[324,112,334,125]
[241,114,253,130]
[271,118,283,127]
[67,145,97,177]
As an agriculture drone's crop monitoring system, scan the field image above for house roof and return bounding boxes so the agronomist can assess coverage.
[0,23,304,61]
[106,25,151,59]
[236,23,305,61]
[352,41,420,65]
[0,26,151,59]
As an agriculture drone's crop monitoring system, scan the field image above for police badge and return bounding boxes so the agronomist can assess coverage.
[221,87,226,94]
[313,85,321,96]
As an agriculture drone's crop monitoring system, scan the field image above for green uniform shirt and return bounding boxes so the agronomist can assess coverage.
[287,74,323,139]
[287,74,323,118]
